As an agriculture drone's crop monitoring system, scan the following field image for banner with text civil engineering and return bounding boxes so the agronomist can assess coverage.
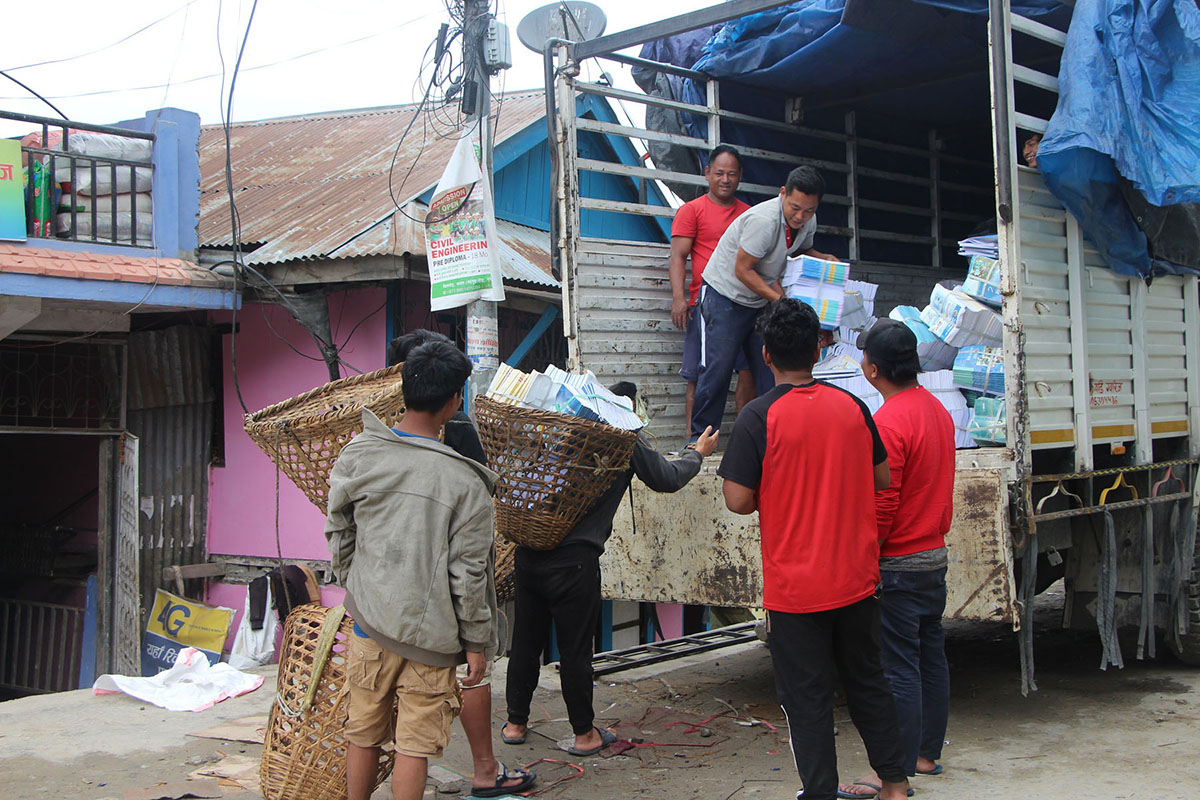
[425,133,505,311]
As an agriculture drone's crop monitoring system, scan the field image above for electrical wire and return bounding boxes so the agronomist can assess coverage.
[3,0,206,73]
[0,69,67,119]
[0,14,443,103]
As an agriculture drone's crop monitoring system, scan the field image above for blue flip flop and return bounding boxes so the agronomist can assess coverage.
[565,727,617,757]
[916,763,943,775]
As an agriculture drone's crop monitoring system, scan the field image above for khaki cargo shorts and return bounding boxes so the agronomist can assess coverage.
[344,634,462,758]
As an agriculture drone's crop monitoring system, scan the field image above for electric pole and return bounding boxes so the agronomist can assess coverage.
[462,0,500,381]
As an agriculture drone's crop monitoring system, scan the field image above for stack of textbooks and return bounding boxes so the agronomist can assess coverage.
[485,364,644,431]
[783,255,851,330]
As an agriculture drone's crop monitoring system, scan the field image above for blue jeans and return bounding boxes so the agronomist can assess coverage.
[878,567,950,775]
[689,285,774,439]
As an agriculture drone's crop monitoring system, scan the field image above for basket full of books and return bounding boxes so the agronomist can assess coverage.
[475,365,642,551]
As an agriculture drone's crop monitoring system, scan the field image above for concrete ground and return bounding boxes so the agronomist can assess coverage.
[2,594,1198,800]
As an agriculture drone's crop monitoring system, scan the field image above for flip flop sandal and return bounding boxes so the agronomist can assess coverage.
[561,727,617,757]
[470,764,536,798]
[500,728,527,745]
[830,782,915,799]
[915,764,943,775]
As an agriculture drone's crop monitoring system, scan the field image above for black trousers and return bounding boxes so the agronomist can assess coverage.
[768,597,907,800]
[505,545,601,736]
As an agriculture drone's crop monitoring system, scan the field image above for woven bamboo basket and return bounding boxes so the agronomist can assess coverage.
[260,603,394,800]
[244,365,405,514]
[474,395,638,550]
[495,534,517,602]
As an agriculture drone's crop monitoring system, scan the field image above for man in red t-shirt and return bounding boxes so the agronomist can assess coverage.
[670,145,753,436]
[719,299,910,800]
[841,319,955,796]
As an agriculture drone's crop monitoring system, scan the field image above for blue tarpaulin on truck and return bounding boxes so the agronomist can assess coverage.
[638,0,1200,277]
[1038,0,1200,277]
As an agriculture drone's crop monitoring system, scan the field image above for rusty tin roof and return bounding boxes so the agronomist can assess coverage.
[198,91,552,280]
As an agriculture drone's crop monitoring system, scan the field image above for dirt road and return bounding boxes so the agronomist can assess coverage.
[2,604,1197,800]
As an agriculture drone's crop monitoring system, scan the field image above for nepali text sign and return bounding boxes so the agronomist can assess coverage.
[0,139,25,241]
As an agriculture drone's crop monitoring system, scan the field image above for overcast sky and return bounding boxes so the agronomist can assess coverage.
[0,0,702,136]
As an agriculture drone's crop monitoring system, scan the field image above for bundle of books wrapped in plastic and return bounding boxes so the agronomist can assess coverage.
[797,234,1010,448]
[782,255,852,330]
[484,363,644,431]
[814,342,977,449]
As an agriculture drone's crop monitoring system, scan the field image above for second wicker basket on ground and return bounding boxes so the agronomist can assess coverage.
[260,603,394,800]
[474,395,638,550]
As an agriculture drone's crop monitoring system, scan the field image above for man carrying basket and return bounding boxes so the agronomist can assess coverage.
[326,341,533,800]
[501,383,719,756]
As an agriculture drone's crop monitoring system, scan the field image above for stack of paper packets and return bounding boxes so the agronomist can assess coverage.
[783,255,851,330]
[921,284,1003,347]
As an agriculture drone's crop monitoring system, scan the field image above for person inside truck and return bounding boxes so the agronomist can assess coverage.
[670,144,754,436]
[839,319,955,798]
[689,165,839,442]
[501,383,719,757]
[718,299,911,800]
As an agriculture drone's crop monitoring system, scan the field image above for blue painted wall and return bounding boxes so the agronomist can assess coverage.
[116,107,202,260]
[441,95,673,243]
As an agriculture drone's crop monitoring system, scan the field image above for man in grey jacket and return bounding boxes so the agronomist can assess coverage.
[501,382,719,756]
[326,342,529,800]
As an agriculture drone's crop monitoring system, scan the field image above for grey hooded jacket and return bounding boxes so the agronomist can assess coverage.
[325,409,500,666]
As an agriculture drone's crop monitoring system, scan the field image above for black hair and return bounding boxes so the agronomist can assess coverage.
[757,298,820,371]
[707,145,742,170]
[784,165,825,199]
[401,341,472,412]
[608,381,638,401]
[872,356,919,385]
[387,328,452,366]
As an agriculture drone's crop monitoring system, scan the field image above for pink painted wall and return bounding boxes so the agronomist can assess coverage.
[208,288,388,562]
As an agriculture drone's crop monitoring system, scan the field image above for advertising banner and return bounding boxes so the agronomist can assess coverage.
[426,132,505,311]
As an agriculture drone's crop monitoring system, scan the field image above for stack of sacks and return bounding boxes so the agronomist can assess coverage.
[839,279,878,345]
[961,255,1002,307]
[921,284,1003,347]
[969,397,1006,445]
[953,345,1004,395]
[53,132,154,245]
[889,306,958,371]
[918,370,976,448]
[783,255,850,330]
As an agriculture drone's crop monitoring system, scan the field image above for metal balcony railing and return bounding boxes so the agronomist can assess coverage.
[4,109,156,248]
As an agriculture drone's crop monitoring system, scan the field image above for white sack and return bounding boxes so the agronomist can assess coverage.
[93,647,263,712]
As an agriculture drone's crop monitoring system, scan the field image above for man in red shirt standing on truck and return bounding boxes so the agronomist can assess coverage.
[841,319,955,797]
[670,145,753,436]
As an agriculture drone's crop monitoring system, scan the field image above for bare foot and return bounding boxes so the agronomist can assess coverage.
[915,756,941,774]
[501,722,526,742]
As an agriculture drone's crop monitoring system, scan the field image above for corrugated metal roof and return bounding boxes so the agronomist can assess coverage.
[337,201,557,287]
[198,92,550,269]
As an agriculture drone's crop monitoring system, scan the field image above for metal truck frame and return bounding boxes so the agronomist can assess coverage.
[541,0,1200,692]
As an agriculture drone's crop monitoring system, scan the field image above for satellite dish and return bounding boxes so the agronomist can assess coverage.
[517,1,607,53]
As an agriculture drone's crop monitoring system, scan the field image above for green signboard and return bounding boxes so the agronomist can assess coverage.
[0,139,26,241]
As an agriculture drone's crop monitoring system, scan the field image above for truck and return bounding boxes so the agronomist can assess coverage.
[535,0,1200,692]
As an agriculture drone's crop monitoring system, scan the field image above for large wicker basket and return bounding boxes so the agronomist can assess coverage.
[474,395,638,550]
[260,603,394,800]
[495,535,517,602]
[244,365,405,514]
